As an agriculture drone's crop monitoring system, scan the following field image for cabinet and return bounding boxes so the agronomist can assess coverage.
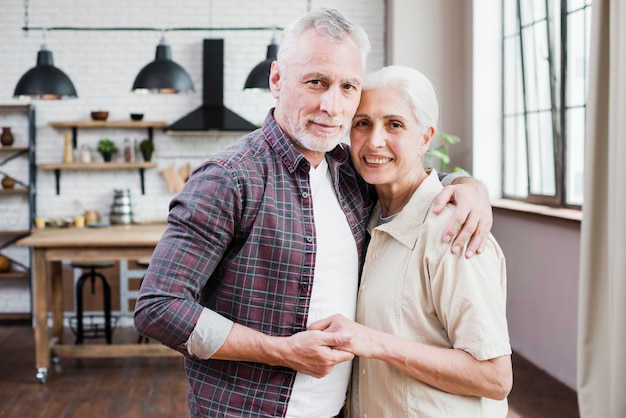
[42,120,167,194]
[0,104,36,319]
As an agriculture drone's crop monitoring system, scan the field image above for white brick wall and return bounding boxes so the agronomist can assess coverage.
[0,0,386,313]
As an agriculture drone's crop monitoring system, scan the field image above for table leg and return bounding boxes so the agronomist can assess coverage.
[32,248,49,383]
[50,261,64,344]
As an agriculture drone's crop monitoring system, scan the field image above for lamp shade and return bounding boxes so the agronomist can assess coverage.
[244,40,278,91]
[132,39,194,94]
[14,45,77,99]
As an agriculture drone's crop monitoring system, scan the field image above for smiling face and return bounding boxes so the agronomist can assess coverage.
[350,86,433,200]
[270,28,364,166]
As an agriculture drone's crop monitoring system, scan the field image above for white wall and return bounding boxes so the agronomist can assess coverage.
[0,0,385,313]
[388,0,474,172]
[0,0,386,221]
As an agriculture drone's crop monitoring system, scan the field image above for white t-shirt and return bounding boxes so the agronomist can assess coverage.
[285,158,359,417]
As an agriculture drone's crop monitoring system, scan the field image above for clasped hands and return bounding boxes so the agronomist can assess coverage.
[284,314,374,378]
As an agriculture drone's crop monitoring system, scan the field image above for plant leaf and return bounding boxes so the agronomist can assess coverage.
[436,132,461,144]
[429,149,450,164]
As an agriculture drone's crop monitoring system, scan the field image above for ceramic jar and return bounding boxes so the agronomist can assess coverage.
[1,127,14,146]
[84,210,99,224]
[1,176,16,189]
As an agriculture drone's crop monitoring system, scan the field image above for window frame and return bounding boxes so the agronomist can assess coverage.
[501,0,590,210]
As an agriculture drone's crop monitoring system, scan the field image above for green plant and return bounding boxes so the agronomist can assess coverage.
[97,138,118,154]
[139,139,154,153]
[424,131,465,173]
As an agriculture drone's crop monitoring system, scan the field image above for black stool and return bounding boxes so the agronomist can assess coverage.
[72,260,115,345]
[136,258,151,344]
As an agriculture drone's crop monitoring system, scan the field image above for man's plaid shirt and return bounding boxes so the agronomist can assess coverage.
[134,110,373,417]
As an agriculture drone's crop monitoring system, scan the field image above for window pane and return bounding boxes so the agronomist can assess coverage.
[564,3,590,207]
[567,10,589,106]
[503,37,524,114]
[567,0,586,12]
[503,0,519,37]
[527,111,556,195]
[566,107,585,205]
[519,0,546,24]
[503,115,528,198]
[521,21,552,111]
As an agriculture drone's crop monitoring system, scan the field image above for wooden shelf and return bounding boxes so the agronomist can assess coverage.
[39,162,157,170]
[46,120,165,195]
[38,162,157,195]
[0,312,31,320]
[0,230,30,238]
[0,188,28,194]
[0,146,29,152]
[0,104,34,319]
[0,104,32,112]
[49,120,167,148]
[0,271,30,280]
[49,120,167,129]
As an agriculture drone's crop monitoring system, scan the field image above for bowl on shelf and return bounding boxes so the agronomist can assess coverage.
[130,113,144,121]
[90,111,109,121]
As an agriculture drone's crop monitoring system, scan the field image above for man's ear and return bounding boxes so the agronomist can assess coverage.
[269,61,281,99]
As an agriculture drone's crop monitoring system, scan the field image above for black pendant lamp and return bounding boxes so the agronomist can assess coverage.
[132,36,194,94]
[14,43,78,100]
[244,35,278,91]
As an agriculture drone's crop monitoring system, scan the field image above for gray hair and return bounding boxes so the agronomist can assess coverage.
[363,65,440,134]
[277,8,371,72]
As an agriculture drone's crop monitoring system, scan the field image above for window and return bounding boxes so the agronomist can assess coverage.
[502,0,591,208]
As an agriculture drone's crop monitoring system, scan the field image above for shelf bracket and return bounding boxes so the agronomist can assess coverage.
[72,127,78,149]
[139,168,146,194]
[54,169,60,195]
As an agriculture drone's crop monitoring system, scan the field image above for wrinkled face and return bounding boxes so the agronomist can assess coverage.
[270,28,363,162]
[350,87,431,188]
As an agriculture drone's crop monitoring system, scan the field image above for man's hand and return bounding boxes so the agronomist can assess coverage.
[211,323,354,378]
[309,314,379,359]
[276,329,355,377]
[432,177,492,258]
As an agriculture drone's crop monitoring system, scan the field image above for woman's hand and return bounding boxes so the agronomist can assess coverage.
[308,314,380,358]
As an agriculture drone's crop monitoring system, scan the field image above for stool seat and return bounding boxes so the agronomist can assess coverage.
[71,260,115,269]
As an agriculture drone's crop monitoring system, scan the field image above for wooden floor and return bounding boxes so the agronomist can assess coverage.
[0,320,579,418]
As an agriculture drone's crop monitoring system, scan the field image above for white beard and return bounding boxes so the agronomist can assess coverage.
[292,122,348,153]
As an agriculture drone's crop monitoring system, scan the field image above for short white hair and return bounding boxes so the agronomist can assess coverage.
[363,65,440,134]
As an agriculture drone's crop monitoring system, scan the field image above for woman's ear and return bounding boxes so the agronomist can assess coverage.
[420,126,435,154]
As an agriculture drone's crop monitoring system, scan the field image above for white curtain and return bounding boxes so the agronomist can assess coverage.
[577,0,626,417]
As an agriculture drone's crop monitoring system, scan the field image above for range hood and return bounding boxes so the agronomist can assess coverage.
[166,39,258,133]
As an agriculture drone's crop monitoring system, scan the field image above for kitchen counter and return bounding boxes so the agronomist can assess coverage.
[17,223,179,383]
[18,223,166,252]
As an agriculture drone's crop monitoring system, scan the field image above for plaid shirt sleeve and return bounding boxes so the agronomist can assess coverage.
[134,157,243,354]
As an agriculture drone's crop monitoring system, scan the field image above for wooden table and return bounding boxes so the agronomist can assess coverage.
[17,223,179,383]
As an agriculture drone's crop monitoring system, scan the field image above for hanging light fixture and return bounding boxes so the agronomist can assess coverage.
[132,34,194,94]
[14,31,77,100]
[244,34,278,91]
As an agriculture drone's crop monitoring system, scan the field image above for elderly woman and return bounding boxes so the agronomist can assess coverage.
[310,66,512,417]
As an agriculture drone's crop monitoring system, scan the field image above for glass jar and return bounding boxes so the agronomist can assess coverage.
[124,138,136,163]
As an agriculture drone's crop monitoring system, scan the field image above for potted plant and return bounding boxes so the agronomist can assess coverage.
[139,139,154,162]
[424,131,465,173]
[97,138,118,162]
